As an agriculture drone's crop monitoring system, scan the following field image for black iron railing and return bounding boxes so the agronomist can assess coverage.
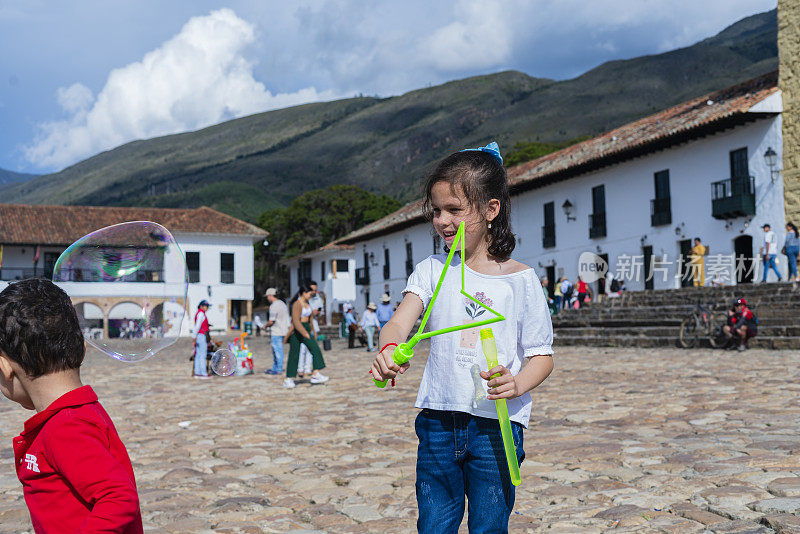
[355,267,370,285]
[542,224,556,248]
[650,197,672,226]
[589,212,607,239]
[711,175,755,219]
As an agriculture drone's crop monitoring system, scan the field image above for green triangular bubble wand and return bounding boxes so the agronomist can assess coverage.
[372,221,521,486]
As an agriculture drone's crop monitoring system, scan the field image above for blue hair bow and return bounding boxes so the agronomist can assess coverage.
[460,141,503,165]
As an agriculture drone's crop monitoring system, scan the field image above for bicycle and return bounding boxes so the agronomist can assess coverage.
[679,302,728,349]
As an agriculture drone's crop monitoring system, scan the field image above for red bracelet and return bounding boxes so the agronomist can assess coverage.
[380,342,398,354]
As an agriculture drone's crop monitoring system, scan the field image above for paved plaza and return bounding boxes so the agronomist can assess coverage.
[1,337,800,533]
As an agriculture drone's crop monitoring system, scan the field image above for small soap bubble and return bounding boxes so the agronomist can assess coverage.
[211,349,236,376]
[52,221,188,362]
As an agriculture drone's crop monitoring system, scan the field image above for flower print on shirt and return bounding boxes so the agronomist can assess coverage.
[460,292,494,349]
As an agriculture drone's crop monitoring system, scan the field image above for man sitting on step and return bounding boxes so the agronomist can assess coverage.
[723,297,757,352]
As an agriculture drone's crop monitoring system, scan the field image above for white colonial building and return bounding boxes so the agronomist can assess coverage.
[327,72,789,311]
[282,242,356,324]
[0,205,266,336]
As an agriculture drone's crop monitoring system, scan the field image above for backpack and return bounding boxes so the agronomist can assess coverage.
[610,278,620,292]
[563,284,574,299]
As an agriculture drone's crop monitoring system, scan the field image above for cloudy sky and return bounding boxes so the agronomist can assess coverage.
[0,0,776,174]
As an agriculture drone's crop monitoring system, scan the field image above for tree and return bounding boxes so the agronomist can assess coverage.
[254,185,401,303]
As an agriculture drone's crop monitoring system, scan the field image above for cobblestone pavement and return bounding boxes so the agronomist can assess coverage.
[2,338,800,533]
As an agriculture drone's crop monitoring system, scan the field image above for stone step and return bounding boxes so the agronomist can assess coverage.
[554,324,800,337]
[553,334,800,350]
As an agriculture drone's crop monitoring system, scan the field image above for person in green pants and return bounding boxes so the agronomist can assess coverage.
[284,283,329,388]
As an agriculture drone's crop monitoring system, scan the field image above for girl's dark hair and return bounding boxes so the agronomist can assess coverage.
[423,149,515,259]
[289,283,315,307]
[788,222,798,236]
[0,278,84,378]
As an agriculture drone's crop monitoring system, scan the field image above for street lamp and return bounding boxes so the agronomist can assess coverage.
[562,199,576,222]
[764,147,779,183]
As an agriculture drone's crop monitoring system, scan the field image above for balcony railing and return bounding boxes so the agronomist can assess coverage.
[188,270,200,283]
[650,197,672,226]
[355,267,370,285]
[42,268,163,282]
[220,271,235,284]
[589,212,607,239]
[541,224,556,248]
[0,268,50,281]
[711,175,755,219]
[383,264,390,280]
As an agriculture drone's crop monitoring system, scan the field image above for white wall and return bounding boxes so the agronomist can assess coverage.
[0,233,258,336]
[284,250,356,323]
[511,115,786,289]
[337,114,787,308]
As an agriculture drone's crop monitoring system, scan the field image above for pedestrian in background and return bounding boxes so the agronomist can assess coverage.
[691,237,707,286]
[761,223,782,282]
[376,293,394,328]
[264,288,290,375]
[784,222,799,282]
[360,302,380,351]
[345,306,358,349]
[192,300,211,379]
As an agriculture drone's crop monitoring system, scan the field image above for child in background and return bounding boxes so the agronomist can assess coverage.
[371,143,554,533]
[0,279,142,533]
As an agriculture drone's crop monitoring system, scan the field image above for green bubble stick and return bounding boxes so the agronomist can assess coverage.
[479,327,521,486]
[373,221,505,388]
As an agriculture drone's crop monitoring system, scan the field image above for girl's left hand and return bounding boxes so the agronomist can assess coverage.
[480,366,519,400]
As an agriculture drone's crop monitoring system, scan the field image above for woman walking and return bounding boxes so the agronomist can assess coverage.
[360,302,380,351]
[785,222,800,282]
[283,283,329,388]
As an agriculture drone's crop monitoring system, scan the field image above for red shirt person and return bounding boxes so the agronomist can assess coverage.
[14,386,143,533]
[0,279,142,533]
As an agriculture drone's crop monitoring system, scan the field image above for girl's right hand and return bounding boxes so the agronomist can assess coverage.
[370,345,409,382]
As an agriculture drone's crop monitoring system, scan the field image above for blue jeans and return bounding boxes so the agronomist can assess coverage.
[364,325,376,351]
[786,246,799,279]
[762,254,782,282]
[270,335,284,372]
[194,333,208,376]
[415,409,524,534]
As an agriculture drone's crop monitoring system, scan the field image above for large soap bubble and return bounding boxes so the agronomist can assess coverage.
[52,221,188,362]
[211,349,236,376]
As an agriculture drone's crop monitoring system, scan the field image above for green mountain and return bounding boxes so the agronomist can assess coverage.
[0,168,38,187]
[1,9,777,222]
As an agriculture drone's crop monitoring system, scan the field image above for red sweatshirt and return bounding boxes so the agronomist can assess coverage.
[12,386,143,533]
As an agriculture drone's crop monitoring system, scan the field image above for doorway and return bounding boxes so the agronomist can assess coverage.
[678,240,693,287]
[545,265,555,297]
[734,235,754,284]
[596,254,608,296]
[643,246,654,290]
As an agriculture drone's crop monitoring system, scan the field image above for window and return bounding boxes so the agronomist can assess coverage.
[220,253,235,284]
[589,185,606,238]
[730,147,749,179]
[297,259,311,287]
[542,202,555,248]
[320,260,325,280]
[356,252,370,285]
[186,252,200,283]
[651,170,671,226]
[383,249,390,280]
[406,242,414,276]
[335,259,349,272]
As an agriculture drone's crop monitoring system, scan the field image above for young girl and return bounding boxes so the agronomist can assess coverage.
[370,143,554,533]
[284,284,329,388]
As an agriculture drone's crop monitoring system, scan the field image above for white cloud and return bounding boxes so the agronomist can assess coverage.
[421,0,512,71]
[24,8,337,170]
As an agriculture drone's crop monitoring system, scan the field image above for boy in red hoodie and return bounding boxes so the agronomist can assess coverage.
[0,278,143,533]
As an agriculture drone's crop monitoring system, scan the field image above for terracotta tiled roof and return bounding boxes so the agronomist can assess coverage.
[506,71,779,192]
[0,204,267,246]
[281,241,355,265]
[337,71,779,244]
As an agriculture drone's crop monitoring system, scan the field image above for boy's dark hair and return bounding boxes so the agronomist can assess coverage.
[423,149,515,259]
[0,278,84,378]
